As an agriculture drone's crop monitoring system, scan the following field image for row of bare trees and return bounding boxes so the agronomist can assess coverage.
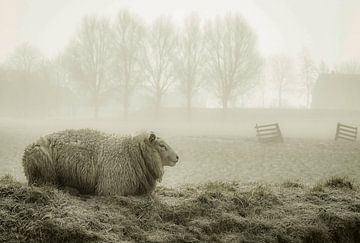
[1,10,358,118]
[60,11,262,119]
[12,11,261,119]
[268,49,318,108]
[0,44,64,116]
[266,50,360,109]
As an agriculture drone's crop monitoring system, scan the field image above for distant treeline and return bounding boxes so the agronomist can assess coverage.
[0,10,358,119]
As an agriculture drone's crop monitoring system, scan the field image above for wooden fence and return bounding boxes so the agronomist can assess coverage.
[335,123,357,142]
[255,123,283,143]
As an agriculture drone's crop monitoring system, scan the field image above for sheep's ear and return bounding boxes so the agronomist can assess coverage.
[149,132,156,143]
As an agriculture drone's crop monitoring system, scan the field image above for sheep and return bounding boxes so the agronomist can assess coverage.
[22,129,179,196]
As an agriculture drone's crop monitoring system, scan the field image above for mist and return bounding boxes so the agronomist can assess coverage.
[1,1,360,242]
[1,1,359,135]
[1,0,360,182]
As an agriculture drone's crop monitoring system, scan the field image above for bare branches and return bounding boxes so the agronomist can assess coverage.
[175,13,205,113]
[112,10,146,118]
[270,55,293,107]
[65,16,113,118]
[143,16,177,111]
[299,48,318,108]
[0,11,272,118]
[204,13,262,109]
[335,60,360,74]
[5,44,45,74]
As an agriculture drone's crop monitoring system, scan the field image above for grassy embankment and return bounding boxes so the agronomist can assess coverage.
[0,175,359,242]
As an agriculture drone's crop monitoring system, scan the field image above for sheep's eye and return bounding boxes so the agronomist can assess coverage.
[160,144,167,150]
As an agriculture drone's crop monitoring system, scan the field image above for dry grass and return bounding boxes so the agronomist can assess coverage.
[1,175,360,243]
[1,120,360,242]
[324,176,354,190]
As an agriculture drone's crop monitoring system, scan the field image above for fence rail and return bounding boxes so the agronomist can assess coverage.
[255,123,283,143]
[335,123,357,142]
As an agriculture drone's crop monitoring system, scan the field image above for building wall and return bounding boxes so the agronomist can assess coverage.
[311,74,360,110]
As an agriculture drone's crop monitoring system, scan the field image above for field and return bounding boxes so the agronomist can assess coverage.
[1,116,360,186]
[0,113,360,242]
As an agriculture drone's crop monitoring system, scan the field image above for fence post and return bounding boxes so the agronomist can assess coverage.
[355,127,358,140]
[335,123,340,141]
[276,123,283,142]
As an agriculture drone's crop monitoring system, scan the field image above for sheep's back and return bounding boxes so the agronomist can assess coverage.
[48,129,108,193]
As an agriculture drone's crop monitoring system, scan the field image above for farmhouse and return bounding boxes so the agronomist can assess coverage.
[311,73,360,110]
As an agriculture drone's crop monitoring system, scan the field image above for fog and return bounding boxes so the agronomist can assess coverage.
[0,0,360,242]
[0,0,359,133]
[0,1,359,140]
[2,2,360,241]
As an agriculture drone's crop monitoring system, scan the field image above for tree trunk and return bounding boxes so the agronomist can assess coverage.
[93,93,99,120]
[186,93,192,121]
[123,91,129,120]
[306,89,310,109]
[221,96,228,120]
[222,97,228,109]
[155,92,162,118]
[278,89,282,107]
[93,104,99,120]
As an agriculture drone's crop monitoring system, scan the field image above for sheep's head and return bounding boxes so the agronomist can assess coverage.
[148,132,179,167]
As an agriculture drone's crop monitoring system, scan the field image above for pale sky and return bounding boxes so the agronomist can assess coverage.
[0,0,359,65]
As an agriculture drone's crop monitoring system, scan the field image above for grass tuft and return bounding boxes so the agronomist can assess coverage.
[310,183,325,192]
[324,176,354,190]
[0,174,17,184]
[282,180,304,188]
[0,177,359,242]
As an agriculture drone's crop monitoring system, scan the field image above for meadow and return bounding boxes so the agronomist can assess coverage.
[1,115,360,186]
[0,113,360,242]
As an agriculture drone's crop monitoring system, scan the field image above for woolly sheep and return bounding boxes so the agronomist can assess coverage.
[22,129,179,196]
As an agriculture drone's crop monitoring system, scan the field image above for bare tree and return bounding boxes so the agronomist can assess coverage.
[318,60,330,74]
[47,54,71,88]
[2,44,62,116]
[299,48,317,108]
[5,43,44,73]
[112,10,146,119]
[4,43,46,102]
[335,60,360,74]
[0,65,6,112]
[175,13,204,117]
[65,16,113,119]
[270,55,293,107]
[143,16,177,114]
[0,65,4,81]
[257,67,267,108]
[44,54,81,116]
[204,13,262,110]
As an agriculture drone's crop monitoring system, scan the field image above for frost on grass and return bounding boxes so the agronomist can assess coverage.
[0,176,360,242]
[324,176,354,190]
[0,176,99,242]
